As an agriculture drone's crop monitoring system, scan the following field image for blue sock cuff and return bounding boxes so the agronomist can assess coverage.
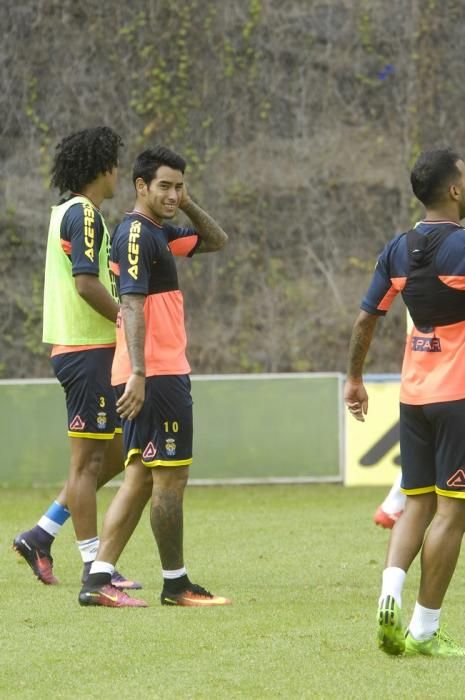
[45,501,71,526]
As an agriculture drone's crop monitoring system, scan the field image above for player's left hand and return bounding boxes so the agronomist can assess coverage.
[116,374,145,420]
[344,379,368,422]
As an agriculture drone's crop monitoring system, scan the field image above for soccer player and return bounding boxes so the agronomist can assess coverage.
[78,145,231,607]
[13,127,141,590]
[345,148,465,657]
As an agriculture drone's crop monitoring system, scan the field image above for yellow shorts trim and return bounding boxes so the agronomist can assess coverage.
[114,427,122,434]
[143,458,192,468]
[400,485,436,496]
[124,448,142,467]
[435,487,465,500]
[68,431,116,440]
[124,448,192,469]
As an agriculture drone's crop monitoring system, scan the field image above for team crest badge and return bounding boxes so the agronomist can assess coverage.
[165,438,176,456]
[70,415,85,431]
[142,442,157,460]
[97,412,107,430]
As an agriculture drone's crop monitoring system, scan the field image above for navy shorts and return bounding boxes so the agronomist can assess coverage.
[115,374,193,468]
[51,347,121,439]
[400,399,465,498]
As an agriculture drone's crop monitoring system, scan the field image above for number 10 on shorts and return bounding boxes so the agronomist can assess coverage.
[164,421,179,433]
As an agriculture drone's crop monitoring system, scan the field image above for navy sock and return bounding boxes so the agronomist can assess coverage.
[27,526,54,550]
[84,572,112,589]
[163,574,190,594]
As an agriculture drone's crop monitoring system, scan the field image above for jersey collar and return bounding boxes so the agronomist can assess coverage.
[127,210,163,229]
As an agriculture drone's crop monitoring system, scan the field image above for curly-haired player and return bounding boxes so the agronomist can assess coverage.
[14,127,143,595]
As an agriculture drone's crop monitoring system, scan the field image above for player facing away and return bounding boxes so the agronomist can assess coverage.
[78,145,231,608]
[345,148,465,657]
[13,127,141,590]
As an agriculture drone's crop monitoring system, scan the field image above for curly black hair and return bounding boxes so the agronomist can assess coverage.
[50,126,124,194]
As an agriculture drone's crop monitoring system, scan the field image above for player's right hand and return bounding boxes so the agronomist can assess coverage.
[344,378,368,422]
[116,374,145,420]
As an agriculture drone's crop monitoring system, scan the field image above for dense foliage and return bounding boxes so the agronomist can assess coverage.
[2,0,464,377]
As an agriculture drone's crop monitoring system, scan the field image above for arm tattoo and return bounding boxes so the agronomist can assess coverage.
[180,198,228,252]
[347,312,378,379]
[122,294,146,376]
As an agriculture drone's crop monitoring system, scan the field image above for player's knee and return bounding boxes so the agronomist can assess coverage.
[153,466,188,493]
[123,460,153,498]
[70,446,105,478]
[436,499,465,530]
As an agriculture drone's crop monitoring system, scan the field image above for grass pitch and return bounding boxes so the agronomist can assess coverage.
[2,485,465,699]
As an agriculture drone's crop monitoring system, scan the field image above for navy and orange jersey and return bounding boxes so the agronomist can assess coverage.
[59,195,105,276]
[109,211,200,385]
[361,220,465,405]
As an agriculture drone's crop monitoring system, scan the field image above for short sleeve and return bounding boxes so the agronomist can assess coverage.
[113,220,158,296]
[360,243,400,315]
[164,223,200,257]
[61,203,104,276]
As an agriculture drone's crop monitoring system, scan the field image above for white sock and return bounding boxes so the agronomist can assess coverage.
[408,602,440,641]
[89,560,115,576]
[379,566,406,607]
[382,473,406,514]
[77,536,100,563]
[162,566,187,579]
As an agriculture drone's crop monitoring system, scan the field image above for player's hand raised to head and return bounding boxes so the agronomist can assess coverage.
[179,182,190,209]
